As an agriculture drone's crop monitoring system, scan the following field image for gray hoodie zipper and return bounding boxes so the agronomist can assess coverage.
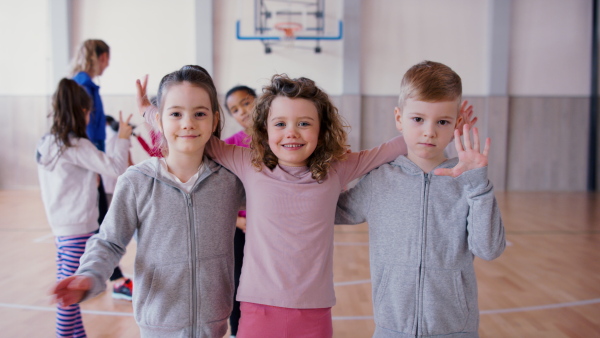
[416,173,431,337]
[185,192,198,337]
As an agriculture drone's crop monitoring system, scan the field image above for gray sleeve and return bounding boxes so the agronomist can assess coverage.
[457,167,506,261]
[76,175,139,300]
[335,173,373,225]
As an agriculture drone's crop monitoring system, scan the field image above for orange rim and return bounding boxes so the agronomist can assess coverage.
[274,22,303,37]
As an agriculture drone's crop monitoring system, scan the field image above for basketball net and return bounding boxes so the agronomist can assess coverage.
[275,22,302,49]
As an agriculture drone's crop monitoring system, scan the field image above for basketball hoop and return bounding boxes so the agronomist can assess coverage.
[274,22,303,40]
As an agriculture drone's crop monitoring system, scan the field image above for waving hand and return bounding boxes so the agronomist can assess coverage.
[434,124,490,177]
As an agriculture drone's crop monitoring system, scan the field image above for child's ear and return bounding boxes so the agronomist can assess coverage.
[394,107,403,132]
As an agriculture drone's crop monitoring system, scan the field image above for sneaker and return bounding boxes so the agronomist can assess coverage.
[112,278,133,301]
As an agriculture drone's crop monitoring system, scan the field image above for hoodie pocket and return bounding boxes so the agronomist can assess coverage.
[138,261,192,328]
[197,254,233,323]
[374,265,419,334]
[421,268,468,335]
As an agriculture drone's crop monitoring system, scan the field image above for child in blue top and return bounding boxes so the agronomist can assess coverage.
[336,61,505,337]
[71,39,132,297]
[71,39,111,151]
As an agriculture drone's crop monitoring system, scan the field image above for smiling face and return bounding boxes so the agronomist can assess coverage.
[226,90,255,131]
[396,99,461,172]
[267,96,320,167]
[157,82,218,158]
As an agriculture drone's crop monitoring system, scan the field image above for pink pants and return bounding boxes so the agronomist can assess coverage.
[237,302,333,338]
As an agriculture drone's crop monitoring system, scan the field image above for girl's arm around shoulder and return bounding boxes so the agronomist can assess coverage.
[205,135,251,179]
[76,175,139,300]
[457,167,506,261]
[73,137,131,178]
[335,172,374,225]
[336,135,407,183]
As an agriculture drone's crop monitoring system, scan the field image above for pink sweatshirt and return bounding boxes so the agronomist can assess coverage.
[224,130,250,218]
[206,135,406,309]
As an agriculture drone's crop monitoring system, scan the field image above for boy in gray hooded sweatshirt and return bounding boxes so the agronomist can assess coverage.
[336,61,505,338]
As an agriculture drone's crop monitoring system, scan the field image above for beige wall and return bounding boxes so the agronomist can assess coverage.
[213,0,344,94]
[0,0,596,190]
[361,0,489,96]
[509,0,592,96]
[0,0,50,95]
[71,0,197,96]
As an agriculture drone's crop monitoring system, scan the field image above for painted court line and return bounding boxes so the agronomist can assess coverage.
[3,298,599,320]
[479,298,600,315]
[0,303,133,317]
[33,232,54,243]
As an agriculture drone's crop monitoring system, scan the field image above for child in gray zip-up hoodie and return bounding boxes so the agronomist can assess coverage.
[52,65,244,338]
[336,61,505,338]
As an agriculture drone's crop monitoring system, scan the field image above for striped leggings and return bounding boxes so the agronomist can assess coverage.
[55,232,94,338]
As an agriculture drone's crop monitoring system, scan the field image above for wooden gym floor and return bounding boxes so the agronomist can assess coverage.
[0,190,599,337]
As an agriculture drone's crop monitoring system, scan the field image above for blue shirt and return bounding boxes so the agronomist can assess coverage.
[73,71,106,151]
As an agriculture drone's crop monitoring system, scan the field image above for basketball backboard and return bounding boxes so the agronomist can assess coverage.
[236,0,343,53]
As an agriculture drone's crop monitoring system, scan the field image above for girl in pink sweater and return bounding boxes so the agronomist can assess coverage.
[137,73,473,338]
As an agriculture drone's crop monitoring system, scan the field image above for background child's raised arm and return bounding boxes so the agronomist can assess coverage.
[456,100,477,133]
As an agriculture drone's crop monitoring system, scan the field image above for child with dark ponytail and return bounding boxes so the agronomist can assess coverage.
[37,78,132,338]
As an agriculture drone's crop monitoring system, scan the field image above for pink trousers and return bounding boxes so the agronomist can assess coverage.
[237,302,333,338]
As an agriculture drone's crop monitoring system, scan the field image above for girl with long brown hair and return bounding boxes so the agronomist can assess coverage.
[37,78,132,338]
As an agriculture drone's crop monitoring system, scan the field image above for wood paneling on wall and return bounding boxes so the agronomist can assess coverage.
[360,95,590,191]
[0,96,50,189]
[1,95,592,191]
[507,97,589,191]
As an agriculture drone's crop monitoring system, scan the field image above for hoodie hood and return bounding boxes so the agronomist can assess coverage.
[129,156,223,190]
[36,134,63,171]
[390,155,459,175]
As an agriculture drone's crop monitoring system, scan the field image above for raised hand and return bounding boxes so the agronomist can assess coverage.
[434,124,490,177]
[136,74,152,117]
[117,110,134,139]
[51,275,92,307]
[456,100,478,135]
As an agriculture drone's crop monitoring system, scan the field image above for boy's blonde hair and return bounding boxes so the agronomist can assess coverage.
[398,61,462,110]
[70,39,110,77]
[250,74,349,181]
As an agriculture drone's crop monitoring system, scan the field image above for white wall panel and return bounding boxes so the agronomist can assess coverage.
[0,0,49,95]
[509,0,592,96]
[361,0,488,96]
[213,0,344,95]
[71,0,196,96]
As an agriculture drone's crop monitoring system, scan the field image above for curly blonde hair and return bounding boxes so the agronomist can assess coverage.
[250,74,348,181]
[70,39,110,77]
